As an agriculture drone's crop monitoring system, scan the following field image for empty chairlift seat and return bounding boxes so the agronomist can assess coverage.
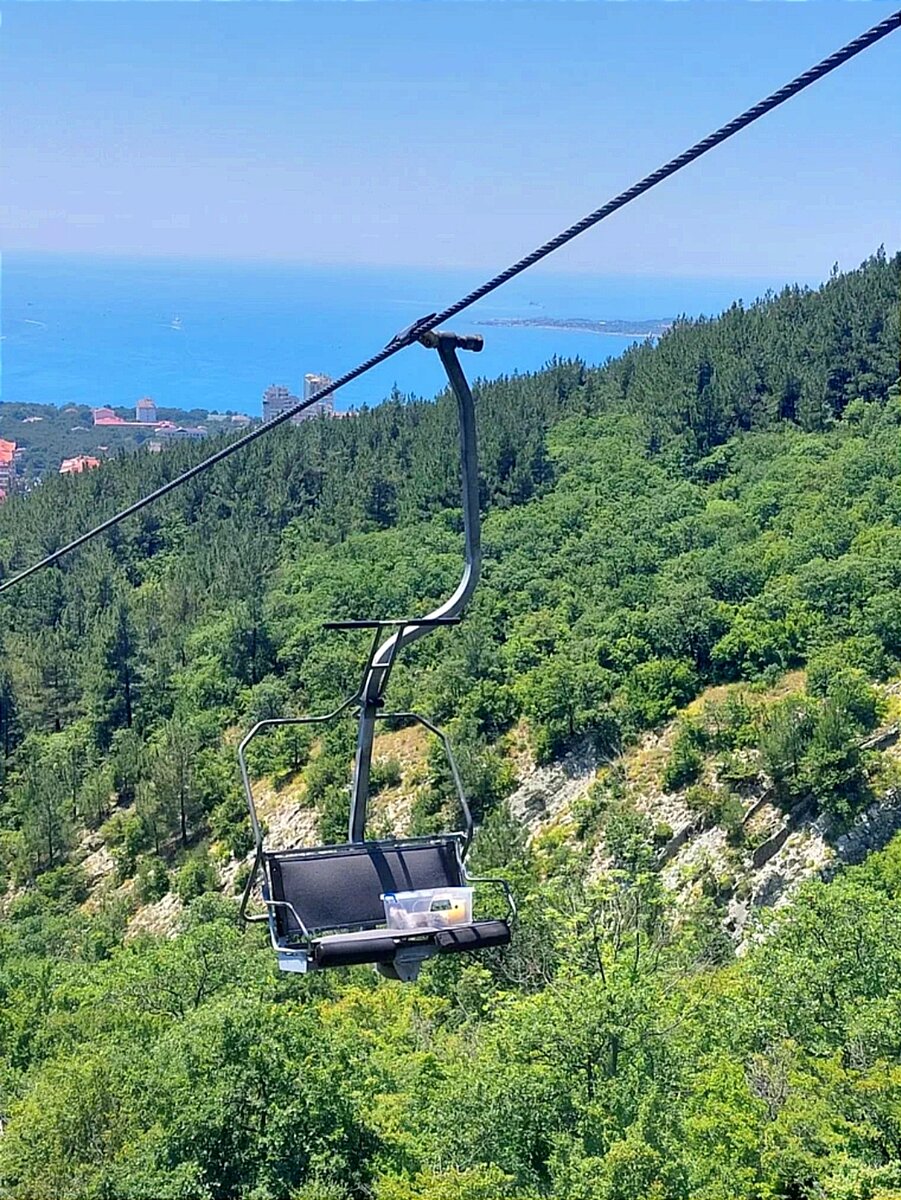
[264,834,512,979]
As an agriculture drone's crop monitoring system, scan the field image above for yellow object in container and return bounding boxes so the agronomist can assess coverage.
[382,887,473,931]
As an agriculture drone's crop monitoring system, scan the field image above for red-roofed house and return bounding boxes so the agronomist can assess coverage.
[91,407,124,426]
[60,455,101,475]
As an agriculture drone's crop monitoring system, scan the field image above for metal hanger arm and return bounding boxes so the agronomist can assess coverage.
[348,332,483,842]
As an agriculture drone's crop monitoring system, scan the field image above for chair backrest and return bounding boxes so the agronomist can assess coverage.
[266,836,465,938]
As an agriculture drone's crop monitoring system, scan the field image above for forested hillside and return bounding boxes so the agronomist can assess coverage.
[0,250,899,1200]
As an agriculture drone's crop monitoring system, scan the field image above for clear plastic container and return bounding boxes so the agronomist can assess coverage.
[382,887,473,931]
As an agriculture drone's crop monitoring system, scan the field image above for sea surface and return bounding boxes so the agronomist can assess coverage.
[1,253,791,415]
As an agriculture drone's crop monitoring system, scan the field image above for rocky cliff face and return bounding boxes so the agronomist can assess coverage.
[502,681,901,949]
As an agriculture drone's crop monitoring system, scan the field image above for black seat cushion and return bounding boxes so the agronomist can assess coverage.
[314,929,415,968]
[309,920,510,970]
[435,920,511,953]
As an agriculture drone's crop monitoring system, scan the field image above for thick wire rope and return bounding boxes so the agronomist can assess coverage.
[1,6,898,596]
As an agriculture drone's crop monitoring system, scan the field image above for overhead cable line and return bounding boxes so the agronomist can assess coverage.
[1,6,899,597]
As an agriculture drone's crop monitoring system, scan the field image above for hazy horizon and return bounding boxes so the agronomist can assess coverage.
[5,245,839,287]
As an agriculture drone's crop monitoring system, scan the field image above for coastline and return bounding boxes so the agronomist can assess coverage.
[475,317,672,338]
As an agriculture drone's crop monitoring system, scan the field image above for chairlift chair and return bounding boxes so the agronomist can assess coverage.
[238,332,514,981]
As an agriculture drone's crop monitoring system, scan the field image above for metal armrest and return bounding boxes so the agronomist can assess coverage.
[265,897,313,945]
[464,872,517,921]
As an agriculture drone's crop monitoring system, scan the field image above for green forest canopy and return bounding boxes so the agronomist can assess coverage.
[0,250,899,1198]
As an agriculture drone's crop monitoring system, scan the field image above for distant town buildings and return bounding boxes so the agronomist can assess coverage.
[92,407,121,426]
[92,399,167,429]
[135,396,158,423]
[155,423,208,442]
[261,374,336,425]
[0,439,17,500]
[304,373,335,416]
[60,455,101,475]
[262,385,299,424]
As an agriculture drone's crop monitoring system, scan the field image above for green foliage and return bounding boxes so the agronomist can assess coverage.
[3,254,900,883]
[700,691,757,750]
[652,821,674,846]
[619,659,698,731]
[135,856,170,904]
[209,789,253,860]
[715,750,760,791]
[369,756,402,793]
[758,696,818,803]
[685,784,744,836]
[34,862,89,908]
[175,849,220,904]
[799,699,869,821]
[601,801,656,874]
[102,810,150,881]
[758,676,878,819]
[661,721,705,791]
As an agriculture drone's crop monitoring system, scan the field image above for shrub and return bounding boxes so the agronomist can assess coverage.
[800,701,870,821]
[662,722,705,791]
[717,750,760,790]
[807,664,883,732]
[101,812,150,882]
[369,757,402,793]
[176,851,220,904]
[758,696,816,803]
[701,869,735,901]
[685,784,721,822]
[135,857,170,904]
[210,792,253,859]
[602,801,655,874]
[702,691,757,750]
[653,821,674,846]
[306,744,353,843]
[233,861,252,896]
[685,784,743,835]
[620,658,698,729]
[719,793,746,839]
[572,765,625,840]
[35,863,89,908]
[806,637,888,691]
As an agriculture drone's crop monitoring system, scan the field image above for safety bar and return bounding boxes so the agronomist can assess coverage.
[237,701,357,924]
[376,710,474,851]
[464,873,518,922]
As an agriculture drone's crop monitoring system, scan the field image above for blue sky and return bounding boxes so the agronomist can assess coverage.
[2,3,898,280]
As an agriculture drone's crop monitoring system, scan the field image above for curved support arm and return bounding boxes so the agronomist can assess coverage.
[349,336,482,841]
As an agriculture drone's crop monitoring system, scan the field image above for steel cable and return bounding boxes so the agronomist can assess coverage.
[1,6,898,595]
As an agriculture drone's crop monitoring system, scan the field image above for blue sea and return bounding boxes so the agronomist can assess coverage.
[1,253,791,416]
